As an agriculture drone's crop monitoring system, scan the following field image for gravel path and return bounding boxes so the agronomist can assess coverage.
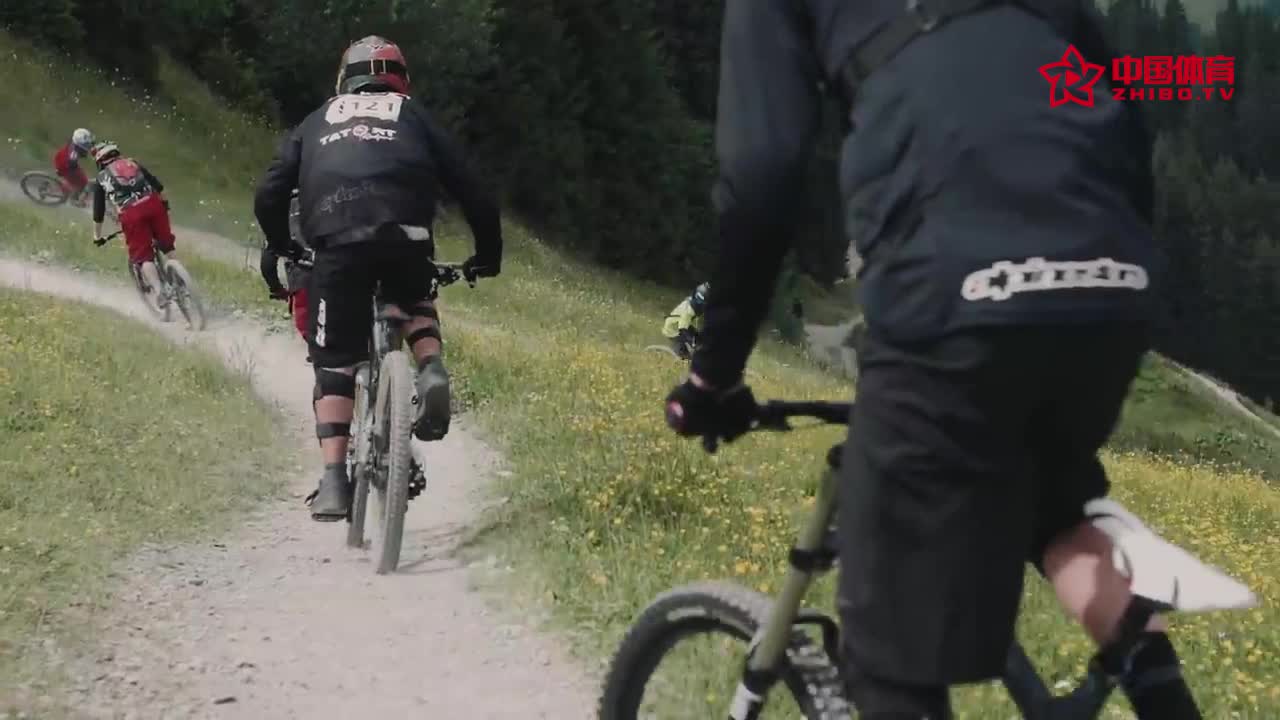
[0,254,594,718]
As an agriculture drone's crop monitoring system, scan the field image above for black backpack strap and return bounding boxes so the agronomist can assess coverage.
[840,0,1005,95]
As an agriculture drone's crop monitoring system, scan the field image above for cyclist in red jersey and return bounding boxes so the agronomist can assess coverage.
[53,128,95,207]
[89,141,178,307]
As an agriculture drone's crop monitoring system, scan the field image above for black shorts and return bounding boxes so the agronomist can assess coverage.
[307,236,436,368]
[836,324,1146,686]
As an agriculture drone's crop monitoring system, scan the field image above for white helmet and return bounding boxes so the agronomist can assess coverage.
[71,128,94,150]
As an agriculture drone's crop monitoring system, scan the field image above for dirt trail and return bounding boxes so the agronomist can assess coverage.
[804,320,858,380]
[0,258,594,718]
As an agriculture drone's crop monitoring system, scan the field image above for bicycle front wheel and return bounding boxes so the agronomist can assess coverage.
[19,171,68,207]
[165,260,206,331]
[346,366,373,549]
[599,581,850,720]
[371,350,413,574]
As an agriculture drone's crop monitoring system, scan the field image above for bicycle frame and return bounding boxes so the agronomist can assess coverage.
[728,427,1156,720]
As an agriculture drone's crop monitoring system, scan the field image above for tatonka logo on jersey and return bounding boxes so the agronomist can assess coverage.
[961,257,1149,302]
[318,124,398,146]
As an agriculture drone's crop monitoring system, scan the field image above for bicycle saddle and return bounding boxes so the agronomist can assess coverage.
[1085,498,1258,613]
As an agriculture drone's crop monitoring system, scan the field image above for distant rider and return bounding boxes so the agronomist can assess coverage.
[261,189,313,352]
[662,282,709,359]
[90,142,177,307]
[53,128,95,207]
[253,35,503,522]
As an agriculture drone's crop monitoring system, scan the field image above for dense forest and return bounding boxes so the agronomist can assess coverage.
[3,0,1280,405]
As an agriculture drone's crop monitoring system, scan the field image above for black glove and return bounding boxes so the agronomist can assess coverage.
[462,255,500,281]
[665,380,757,453]
[93,237,107,247]
[259,246,287,299]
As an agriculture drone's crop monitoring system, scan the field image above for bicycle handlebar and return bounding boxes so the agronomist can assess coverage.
[753,400,852,431]
[283,253,472,286]
[94,230,123,245]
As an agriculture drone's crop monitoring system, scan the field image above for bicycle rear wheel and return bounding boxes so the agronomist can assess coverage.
[19,171,68,207]
[598,581,850,720]
[644,344,682,359]
[371,350,413,574]
[129,262,171,322]
[346,366,373,549]
[165,259,206,331]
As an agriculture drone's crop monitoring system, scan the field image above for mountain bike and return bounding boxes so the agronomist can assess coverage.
[646,335,762,380]
[96,231,206,331]
[344,261,473,574]
[20,171,117,221]
[598,400,1259,719]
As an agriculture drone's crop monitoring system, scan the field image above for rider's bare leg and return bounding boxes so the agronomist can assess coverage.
[406,316,441,360]
[379,303,441,361]
[390,301,451,441]
[309,365,357,520]
[1044,523,1199,719]
[139,260,163,293]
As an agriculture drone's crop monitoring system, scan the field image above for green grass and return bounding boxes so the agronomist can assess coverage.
[0,288,290,703]
[424,226,1280,718]
[0,31,277,245]
[1114,355,1280,479]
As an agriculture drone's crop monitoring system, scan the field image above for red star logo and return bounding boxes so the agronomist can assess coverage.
[1039,45,1105,108]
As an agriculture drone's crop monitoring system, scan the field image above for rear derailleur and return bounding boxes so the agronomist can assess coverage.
[408,459,426,501]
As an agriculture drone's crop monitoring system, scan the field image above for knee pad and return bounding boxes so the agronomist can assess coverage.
[405,303,442,348]
[313,367,355,441]
[314,366,356,399]
[406,325,442,348]
[843,662,952,719]
[408,302,440,324]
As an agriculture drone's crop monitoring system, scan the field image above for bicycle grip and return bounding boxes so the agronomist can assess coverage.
[664,400,685,433]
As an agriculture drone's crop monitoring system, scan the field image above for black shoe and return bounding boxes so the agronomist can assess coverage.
[412,356,451,441]
[307,464,352,521]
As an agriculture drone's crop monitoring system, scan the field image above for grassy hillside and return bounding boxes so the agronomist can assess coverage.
[0,288,290,703]
[0,32,275,245]
[1,36,1277,716]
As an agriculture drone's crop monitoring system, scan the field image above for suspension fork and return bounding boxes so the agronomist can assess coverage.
[728,445,843,720]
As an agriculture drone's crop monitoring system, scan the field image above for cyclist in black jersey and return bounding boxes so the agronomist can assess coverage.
[254,36,502,522]
[662,2,1202,719]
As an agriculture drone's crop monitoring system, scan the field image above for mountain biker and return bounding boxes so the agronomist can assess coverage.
[664,3,1200,720]
[53,128,94,207]
[260,189,312,349]
[253,35,503,522]
[662,282,710,359]
[90,142,177,306]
